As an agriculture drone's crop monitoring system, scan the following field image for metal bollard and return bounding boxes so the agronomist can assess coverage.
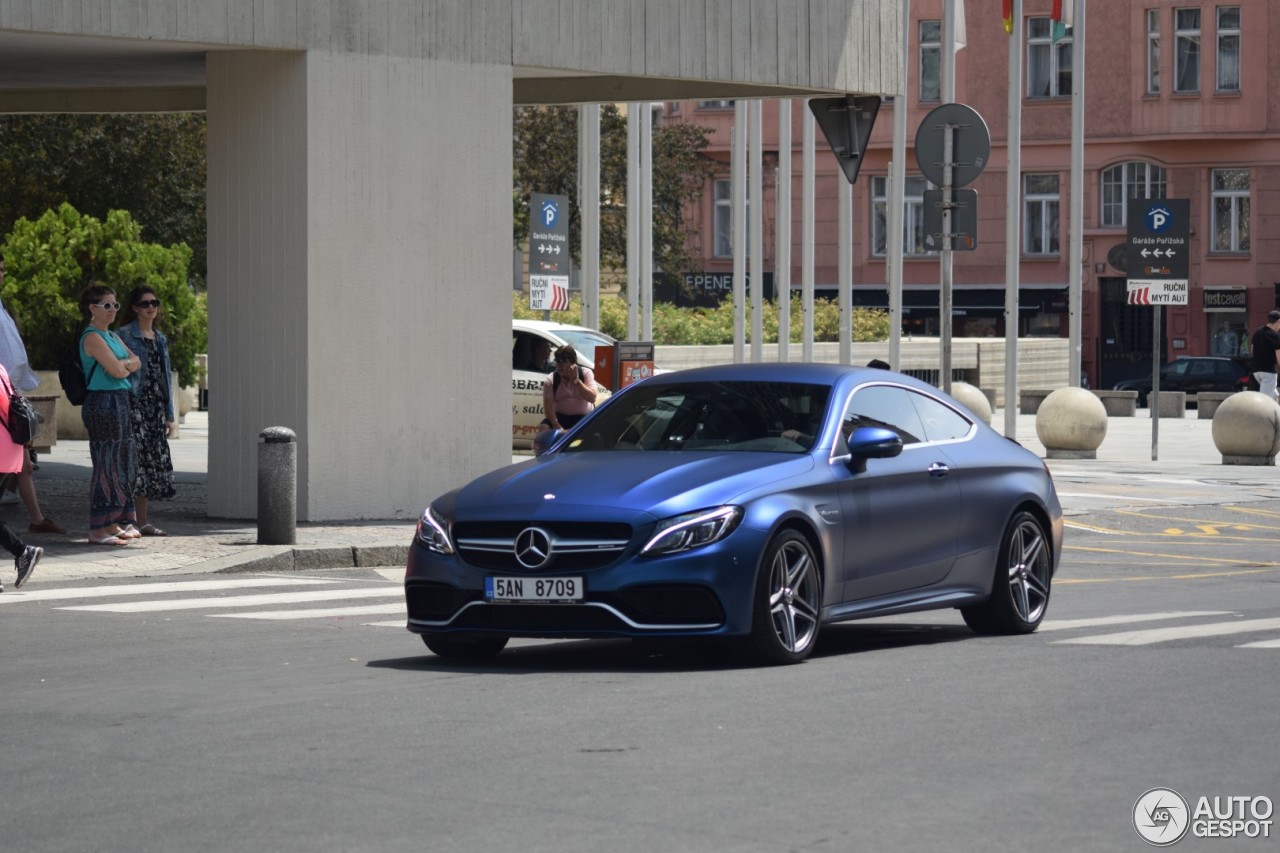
[257,426,297,544]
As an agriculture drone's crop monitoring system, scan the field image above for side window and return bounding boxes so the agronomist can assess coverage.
[842,385,925,446]
[908,392,973,442]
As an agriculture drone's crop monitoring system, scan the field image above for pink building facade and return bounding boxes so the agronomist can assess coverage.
[664,0,1279,389]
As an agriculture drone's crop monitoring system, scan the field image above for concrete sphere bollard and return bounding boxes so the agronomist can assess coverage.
[948,381,992,424]
[1211,391,1280,465]
[1035,387,1108,459]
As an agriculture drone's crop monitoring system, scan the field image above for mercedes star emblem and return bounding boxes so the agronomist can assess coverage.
[514,527,553,569]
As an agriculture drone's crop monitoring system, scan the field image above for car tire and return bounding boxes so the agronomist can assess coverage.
[422,633,509,659]
[961,510,1052,635]
[747,530,822,664]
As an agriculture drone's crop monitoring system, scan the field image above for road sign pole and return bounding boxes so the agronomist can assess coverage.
[1152,309,1160,461]
[940,123,954,393]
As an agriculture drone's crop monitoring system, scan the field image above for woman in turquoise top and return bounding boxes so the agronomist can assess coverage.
[78,284,141,546]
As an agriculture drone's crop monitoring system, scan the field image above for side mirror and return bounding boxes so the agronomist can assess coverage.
[844,426,903,473]
[533,427,565,456]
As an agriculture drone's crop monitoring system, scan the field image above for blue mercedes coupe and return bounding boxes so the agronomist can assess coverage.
[406,363,1063,664]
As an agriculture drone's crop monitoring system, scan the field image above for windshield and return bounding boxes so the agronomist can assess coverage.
[561,381,832,453]
[554,329,616,363]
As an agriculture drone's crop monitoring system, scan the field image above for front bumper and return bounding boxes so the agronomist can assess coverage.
[403,525,771,639]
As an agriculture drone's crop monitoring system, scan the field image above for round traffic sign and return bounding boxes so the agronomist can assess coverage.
[914,103,991,188]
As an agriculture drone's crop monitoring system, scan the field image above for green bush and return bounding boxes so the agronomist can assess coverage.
[2,203,207,385]
[513,292,890,345]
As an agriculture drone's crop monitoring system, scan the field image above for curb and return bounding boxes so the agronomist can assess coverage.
[208,543,410,574]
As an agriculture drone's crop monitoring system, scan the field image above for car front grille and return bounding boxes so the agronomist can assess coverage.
[453,521,632,572]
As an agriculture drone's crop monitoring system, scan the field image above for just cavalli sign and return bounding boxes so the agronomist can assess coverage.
[1203,288,1247,311]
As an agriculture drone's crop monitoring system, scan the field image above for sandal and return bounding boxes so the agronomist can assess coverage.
[117,525,142,540]
[89,535,129,547]
[139,524,168,537]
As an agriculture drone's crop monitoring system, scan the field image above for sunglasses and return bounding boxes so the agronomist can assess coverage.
[93,301,121,310]
[555,356,575,364]
[134,299,161,308]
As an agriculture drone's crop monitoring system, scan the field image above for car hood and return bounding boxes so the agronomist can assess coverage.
[454,452,815,519]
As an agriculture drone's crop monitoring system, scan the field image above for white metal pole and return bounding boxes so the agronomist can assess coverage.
[801,102,815,362]
[940,0,958,392]
[838,175,852,365]
[732,100,747,363]
[641,102,654,342]
[626,104,640,340]
[1004,0,1023,437]
[887,0,910,372]
[749,100,764,362]
[1069,0,1086,387]
[776,99,792,363]
[579,104,600,331]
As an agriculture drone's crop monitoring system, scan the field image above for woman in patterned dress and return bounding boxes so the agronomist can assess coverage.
[118,285,177,537]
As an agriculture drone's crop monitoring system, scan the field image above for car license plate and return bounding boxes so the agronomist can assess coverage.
[485,576,583,602]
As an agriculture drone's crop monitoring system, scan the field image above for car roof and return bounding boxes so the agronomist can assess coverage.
[513,319,603,335]
[642,361,929,391]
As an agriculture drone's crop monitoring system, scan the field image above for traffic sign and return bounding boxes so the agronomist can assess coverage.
[923,188,978,251]
[1126,198,1190,286]
[528,192,570,311]
[914,103,990,189]
[809,95,881,184]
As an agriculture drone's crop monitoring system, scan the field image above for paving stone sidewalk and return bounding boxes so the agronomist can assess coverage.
[8,410,416,585]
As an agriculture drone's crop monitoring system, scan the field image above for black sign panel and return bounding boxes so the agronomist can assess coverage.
[1126,198,1190,282]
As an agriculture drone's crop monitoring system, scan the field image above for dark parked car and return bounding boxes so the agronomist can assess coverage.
[406,363,1063,664]
[1112,356,1252,407]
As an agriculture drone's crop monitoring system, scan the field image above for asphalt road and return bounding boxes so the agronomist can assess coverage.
[3,503,1279,852]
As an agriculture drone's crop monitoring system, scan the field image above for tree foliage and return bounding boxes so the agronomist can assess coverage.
[0,114,207,282]
[1,203,207,385]
[513,105,716,280]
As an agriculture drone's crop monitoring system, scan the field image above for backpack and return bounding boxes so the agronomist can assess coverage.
[58,332,99,406]
[0,372,40,445]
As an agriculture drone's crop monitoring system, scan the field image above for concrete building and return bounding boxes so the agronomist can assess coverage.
[664,0,1279,389]
[0,0,902,519]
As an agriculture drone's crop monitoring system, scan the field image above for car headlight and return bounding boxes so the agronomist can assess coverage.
[416,504,454,554]
[642,506,743,556]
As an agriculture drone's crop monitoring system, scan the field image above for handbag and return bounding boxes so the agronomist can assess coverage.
[0,372,40,446]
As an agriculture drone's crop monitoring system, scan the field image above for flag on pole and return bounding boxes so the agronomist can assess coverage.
[1051,0,1074,43]
[1002,0,1013,35]
[955,0,967,51]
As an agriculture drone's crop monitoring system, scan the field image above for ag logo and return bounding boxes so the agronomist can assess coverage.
[1134,787,1190,846]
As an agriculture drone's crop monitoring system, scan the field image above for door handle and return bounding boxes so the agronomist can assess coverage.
[927,462,950,478]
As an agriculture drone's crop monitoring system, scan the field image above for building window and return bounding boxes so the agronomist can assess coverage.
[919,20,941,103]
[1027,17,1072,98]
[697,100,734,110]
[1216,6,1240,93]
[1100,162,1168,228]
[1023,174,1060,256]
[1210,169,1249,253]
[1147,9,1161,94]
[1174,8,1201,93]
[712,178,749,258]
[871,176,934,257]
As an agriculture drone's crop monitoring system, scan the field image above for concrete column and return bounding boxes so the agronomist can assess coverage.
[207,50,511,520]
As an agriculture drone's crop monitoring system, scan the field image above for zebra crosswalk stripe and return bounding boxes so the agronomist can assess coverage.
[1055,616,1280,646]
[59,587,403,613]
[1039,611,1232,631]
[210,603,405,620]
[0,578,339,605]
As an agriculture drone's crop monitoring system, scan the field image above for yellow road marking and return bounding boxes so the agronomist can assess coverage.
[1056,566,1280,584]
